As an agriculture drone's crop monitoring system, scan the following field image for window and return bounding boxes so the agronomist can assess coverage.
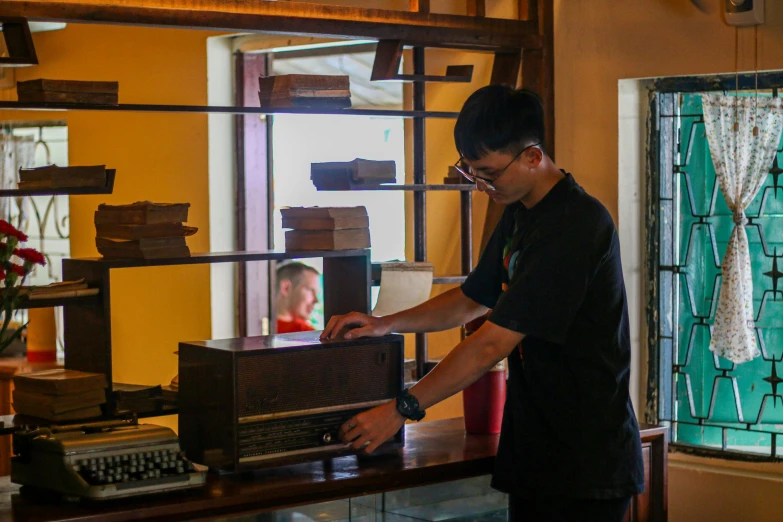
[2,123,70,356]
[269,49,406,328]
[650,79,783,458]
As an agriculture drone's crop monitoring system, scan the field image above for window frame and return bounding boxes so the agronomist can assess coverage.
[646,72,783,462]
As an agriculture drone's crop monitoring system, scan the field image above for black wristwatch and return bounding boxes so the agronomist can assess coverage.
[396,389,426,421]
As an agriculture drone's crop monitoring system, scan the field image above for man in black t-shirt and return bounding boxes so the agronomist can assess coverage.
[321,85,644,522]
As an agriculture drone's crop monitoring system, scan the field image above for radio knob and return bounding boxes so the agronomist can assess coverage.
[322,433,332,444]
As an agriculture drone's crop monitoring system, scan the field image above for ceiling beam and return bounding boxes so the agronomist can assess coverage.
[0,0,541,51]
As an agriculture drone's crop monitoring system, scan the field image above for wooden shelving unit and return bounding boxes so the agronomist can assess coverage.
[0,0,554,398]
[62,249,371,413]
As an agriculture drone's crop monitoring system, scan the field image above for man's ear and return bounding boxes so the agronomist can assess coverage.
[279,279,292,297]
[525,147,544,169]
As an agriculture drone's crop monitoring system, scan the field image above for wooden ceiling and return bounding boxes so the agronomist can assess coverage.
[0,0,541,51]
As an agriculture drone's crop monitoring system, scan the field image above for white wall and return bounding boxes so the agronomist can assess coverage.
[207,35,238,339]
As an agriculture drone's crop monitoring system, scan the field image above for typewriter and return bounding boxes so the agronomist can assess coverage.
[11,417,207,500]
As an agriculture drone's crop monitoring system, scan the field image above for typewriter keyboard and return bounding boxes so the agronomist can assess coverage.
[71,449,196,486]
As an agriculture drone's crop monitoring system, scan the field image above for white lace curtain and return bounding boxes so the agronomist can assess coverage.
[0,133,34,230]
[702,94,783,364]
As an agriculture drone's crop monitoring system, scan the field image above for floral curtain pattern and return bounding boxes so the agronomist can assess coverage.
[702,94,783,364]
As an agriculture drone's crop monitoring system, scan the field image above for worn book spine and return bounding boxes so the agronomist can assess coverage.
[17,91,118,105]
[19,165,106,182]
[258,96,351,109]
[281,216,370,230]
[280,206,368,219]
[17,79,119,94]
[94,207,190,225]
[13,404,103,422]
[13,372,107,395]
[285,228,371,251]
[97,245,191,260]
[258,74,349,92]
[13,388,106,415]
[18,178,106,189]
[95,223,196,240]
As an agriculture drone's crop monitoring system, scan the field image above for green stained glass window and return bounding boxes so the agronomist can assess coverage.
[655,90,783,458]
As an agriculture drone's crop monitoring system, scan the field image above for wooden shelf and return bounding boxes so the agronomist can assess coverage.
[0,101,459,119]
[0,1,540,52]
[318,184,475,192]
[18,294,100,309]
[0,170,116,197]
[65,249,369,269]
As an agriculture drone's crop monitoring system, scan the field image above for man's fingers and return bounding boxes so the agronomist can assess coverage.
[321,316,340,340]
[344,324,373,340]
[351,434,371,451]
[340,419,362,443]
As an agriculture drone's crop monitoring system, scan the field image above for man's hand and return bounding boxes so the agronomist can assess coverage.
[321,312,393,340]
[339,401,405,454]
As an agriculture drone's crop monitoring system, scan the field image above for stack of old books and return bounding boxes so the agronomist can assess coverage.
[17,79,119,105]
[311,158,396,190]
[94,201,196,259]
[12,369,107,422]
[282,206,370,251]
[258,74,351,109]
[18,165,112,191]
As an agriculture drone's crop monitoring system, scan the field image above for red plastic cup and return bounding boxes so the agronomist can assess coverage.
[463,360,506,434]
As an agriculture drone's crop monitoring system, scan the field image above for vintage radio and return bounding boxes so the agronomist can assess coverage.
[178,331,404,471]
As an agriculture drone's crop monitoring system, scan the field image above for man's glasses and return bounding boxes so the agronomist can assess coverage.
[453,143,541,192]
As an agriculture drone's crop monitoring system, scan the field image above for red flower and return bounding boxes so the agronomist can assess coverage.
[14,248,45,266]
[0,221,27,243]
[10,264,26,278]
[0,270,5,281]
[0,221,17,237]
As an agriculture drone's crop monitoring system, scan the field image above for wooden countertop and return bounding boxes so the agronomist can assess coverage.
[0,419,667,522]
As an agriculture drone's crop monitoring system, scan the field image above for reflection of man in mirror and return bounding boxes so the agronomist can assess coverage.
[275,262,320,334]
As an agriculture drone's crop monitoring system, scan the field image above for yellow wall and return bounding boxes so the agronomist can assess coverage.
[556,1,783,521]
[0,24,220,430]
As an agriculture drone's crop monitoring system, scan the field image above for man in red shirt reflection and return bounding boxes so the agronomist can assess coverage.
[276,262,320,333]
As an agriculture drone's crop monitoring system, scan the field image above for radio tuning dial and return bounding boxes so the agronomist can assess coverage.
[322,433,332,443]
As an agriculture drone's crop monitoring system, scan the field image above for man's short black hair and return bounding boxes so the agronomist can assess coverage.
[276,262,319,292]
[454,85,545,161]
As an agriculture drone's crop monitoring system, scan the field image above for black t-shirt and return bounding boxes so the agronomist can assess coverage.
[461,173,644,499]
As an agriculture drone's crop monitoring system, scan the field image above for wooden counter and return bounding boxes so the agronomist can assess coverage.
[0,419,667,522]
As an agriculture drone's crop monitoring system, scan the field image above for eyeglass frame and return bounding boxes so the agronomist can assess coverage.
[453,142,542,191]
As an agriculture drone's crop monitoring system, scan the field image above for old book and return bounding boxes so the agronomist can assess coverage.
[17,79,119,94]
[17,91,118,105]
[258,95,351,109]
[112,383,163,399]
[20,165,106,182]
[258,74,349,94]
[282,215,369,230]
[94,201,190,225]
[12,388,106,415]
[311,159,396,189]
[13,404,103,422]
[20,280,88,295]
[281,206,369,230]
[13,369,107,396]
[285,228,371,251]
[96,237,190,259]
[96,223,198,240]
[312,159,396,182]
